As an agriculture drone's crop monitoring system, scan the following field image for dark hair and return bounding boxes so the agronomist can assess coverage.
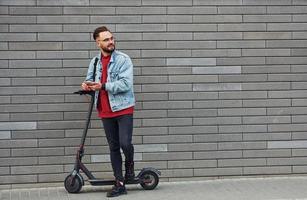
[93,26,111,40]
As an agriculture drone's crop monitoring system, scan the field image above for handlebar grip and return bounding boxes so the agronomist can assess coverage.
[73,90,94,95]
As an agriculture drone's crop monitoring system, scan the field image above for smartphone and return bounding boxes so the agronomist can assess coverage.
[84,81,97,86]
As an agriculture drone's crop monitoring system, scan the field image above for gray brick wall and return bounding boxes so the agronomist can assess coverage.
[1,0,307,188]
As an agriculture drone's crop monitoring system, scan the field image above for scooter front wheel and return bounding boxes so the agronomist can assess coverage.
[64,174,83,193]
[140,170,159,190]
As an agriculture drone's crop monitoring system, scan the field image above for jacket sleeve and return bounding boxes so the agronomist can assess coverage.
[105,57,133,94]
[85,57,97,82]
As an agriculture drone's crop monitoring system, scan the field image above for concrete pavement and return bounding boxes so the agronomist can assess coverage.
[1,176,307,200]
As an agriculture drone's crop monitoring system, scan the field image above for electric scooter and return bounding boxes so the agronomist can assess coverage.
[64,90,160,193]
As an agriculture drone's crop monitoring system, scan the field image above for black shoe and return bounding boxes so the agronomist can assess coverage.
[125,161,135,183]
[106,180,127,198]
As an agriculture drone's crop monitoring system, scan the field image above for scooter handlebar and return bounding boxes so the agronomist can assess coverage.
[73,90,95,95]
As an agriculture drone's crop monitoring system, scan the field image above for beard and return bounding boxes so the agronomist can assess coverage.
[102,44,115,54]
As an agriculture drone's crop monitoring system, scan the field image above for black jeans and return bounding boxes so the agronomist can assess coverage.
[102,114,134,181]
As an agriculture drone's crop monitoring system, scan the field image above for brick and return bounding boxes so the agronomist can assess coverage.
[217,57,265,65]
[244,132,291,141]
[219,141,266,150]
[243,0,291,5]
[194,133,242,142]
[143,135,192,144]
[9,42,62,50]
[269,124,307,132]
[218,41,265,49]
[243,99,291,107]
[117,41,166,50]
[142,67,191,75]
[38,33,89,41]
[169,92,218,100]
[0,157,37,166]
[243,149,291,158]
[142,50,191,58]
[116,24,166,32]
[11,112,63,122]
[242,82,290,90]
[10,6,62,15]
[142,84,192,92]
[9,60,62,69]
[143,118,192,127]
[64,6,114,14]
[194,167,242,176]
[242,65,290,73]
[268,23,307,31]
[0,6,8,14]
[219,74,267,82]
[143,33,192,41]
[63,24,114,33]
[142,0,191,6]
[167,58,216,66]
[0,51,35,59]
[168,109,217,117]
[0,16,36,24]
[243,166,291,175]
[169,126,218,135]
[0,87,36,95]
[220,91,267,99]
[142,152,192,161]
[243,116,290,124]
[0,131,10,139]
[134,110,167,119]
[37,51,89,59]
[12,147,64,157]
[218,6,266,14]
[169,75,217,83]
[11,95,63,104]
[219,158,266,167]
[194,150,242,159]
[0,175,37,184]
[267,40,307,48]
[268,157,307,166]
[293,32,307,39]
[243,32,291,39]
[168,160,216,169]
[193,15,242,23]
[167,41,216,49]
[168,24,217,32]
[0,25,8,32]
[244,15,291,22]
[134,127,168,136]
[11,24,62,33]
[193,83,241,91]
[242,49,290,56]
[193,117,241,125]
[218,23,266,31]
[0,42,8,50]
[193,66,241,74]
[267,5,307,13]
[168,6,217,14]
[11,165,63,175]
[91,16,141,24]
[269,90,307,98]
[193,49,241,57]
[143,101,192,109]
[194,0,242,5]
[219,125,267,133]
[168,143,217,151]
[37,0,89,6]
[135,93,168,101]
[0,122,36,130]
[218,108,266,116]
[194,100,242,108]
[293,0,307,4]
[143,15,192,23]
[0,33,36,42]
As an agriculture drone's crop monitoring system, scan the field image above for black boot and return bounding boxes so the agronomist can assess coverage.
[106,180,127,198]
[125,161,135,183]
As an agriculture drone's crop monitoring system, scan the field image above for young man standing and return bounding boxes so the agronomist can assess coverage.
[81,26,135,197]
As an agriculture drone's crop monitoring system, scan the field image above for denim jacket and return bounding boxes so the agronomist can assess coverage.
[85,50,135,112]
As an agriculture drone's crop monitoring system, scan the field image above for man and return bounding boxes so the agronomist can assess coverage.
[81,26,135,197]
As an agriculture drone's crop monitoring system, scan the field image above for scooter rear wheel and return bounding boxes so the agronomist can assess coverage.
[140,170,159,190]
[64,174,82,193]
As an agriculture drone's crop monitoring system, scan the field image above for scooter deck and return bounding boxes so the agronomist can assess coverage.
[88,178,139,186]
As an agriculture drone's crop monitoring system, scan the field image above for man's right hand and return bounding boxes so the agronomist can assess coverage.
[81,82,91,91]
